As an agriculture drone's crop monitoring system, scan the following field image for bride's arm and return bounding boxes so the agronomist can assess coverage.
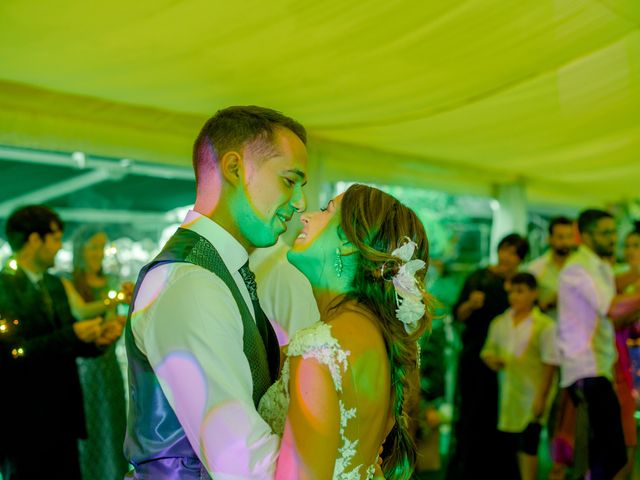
[275,355,340,479]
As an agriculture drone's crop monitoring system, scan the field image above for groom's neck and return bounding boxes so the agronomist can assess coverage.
[194,204,255,254]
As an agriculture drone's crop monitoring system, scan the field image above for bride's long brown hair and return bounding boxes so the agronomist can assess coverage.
[334,184,432,480]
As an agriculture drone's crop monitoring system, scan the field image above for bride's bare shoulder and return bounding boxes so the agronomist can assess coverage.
[327,303,387,356]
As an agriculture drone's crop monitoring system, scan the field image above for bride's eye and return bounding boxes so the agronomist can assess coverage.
[320,200,335,213]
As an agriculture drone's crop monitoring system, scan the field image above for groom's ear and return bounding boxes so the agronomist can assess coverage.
[220,151,242,186]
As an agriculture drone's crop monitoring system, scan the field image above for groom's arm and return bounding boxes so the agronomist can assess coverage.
[136,264,280,479]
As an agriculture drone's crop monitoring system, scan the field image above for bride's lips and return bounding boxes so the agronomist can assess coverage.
[294,229,308,244]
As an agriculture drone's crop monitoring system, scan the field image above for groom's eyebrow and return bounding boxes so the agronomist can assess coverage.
[285,168,307,186]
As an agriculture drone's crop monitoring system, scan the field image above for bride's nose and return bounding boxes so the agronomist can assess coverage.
[300,213,310,224]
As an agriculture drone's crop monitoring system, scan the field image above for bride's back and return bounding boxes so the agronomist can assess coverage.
[328,305,393,475]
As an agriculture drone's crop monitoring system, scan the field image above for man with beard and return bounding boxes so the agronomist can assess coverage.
[528,216,576,320]
[557,209,640,480]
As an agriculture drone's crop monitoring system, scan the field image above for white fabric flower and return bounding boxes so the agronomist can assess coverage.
[391,237,417,262]
[392,259,426,300]
[388,238,427,333]
[396,297,425,333]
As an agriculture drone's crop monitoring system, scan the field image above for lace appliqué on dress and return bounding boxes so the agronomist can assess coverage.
[258,322,375,480]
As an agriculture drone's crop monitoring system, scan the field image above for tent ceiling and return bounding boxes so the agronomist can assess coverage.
[1,0,639,207]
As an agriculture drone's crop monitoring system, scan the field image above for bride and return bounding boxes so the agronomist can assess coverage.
[258,184,431,480]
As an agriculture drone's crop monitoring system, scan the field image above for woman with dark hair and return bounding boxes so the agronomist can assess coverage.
[60,226,130,480]
[258,184,432,479]
[447,233,529,480]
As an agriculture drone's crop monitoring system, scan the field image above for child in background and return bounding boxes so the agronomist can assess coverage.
[481,272,559,480]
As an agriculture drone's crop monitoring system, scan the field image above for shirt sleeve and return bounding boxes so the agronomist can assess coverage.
[538,319,560,366]
[480,316,500,360]
[135,264,279,479]
[560,264,613,317]
[526,257,543,278]
[258,259,319,345]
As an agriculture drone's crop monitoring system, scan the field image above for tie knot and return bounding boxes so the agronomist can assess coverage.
[239,262,258,301]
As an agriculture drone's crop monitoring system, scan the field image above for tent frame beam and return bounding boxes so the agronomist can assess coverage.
[0,145,193,181]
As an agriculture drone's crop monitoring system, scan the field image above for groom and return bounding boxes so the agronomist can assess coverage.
[124,106,308,478]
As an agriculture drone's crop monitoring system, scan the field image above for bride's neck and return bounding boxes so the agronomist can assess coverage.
[312,288,344,320]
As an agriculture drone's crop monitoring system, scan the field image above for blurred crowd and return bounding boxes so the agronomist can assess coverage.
[424,211,640,480]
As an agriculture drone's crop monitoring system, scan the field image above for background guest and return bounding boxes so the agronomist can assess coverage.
[612,226,640,480]
[0,206,120,479]
[61,225,130,480]
[447,233,529,480]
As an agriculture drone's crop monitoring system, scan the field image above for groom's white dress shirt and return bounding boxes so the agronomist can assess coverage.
[131,210,279,479]
[250,239,319,346]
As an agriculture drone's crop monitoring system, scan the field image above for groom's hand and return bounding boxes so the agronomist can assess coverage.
[279,345,288,373]
[374,445,385,479]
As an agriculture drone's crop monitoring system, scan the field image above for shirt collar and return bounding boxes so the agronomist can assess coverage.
[508,307,536,324]
[180,210,248,274]
[577,244,608,269]
[20,265,43,285]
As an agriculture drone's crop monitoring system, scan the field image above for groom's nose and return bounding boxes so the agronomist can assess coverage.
[291,188,307,213]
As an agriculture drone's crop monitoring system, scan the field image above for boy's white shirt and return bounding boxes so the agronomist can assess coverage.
[481,306,559,433]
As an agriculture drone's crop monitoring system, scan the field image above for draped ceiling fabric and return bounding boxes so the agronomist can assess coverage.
[0,0,638,207]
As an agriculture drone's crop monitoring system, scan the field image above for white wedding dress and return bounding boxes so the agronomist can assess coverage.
[258,321,377,480]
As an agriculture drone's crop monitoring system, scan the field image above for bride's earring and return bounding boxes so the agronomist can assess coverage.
[334,248,343,277]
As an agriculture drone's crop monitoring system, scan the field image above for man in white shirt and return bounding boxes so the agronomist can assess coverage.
[557,209,640,480]
[527,216,575,320]
[124,106,309,479]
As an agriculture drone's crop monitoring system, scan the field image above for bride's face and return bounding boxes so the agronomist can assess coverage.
[287,194,344,285]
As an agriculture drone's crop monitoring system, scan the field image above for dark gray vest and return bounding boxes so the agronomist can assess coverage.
[123,228,280,479]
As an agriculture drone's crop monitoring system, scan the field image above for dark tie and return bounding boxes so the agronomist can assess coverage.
[238,261,279,380]
[36,278,55,321]
[239,262,259,302]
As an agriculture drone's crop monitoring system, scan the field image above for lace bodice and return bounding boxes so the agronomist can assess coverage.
[258,322,376,480]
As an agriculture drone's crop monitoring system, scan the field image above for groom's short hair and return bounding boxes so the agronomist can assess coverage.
[192,106,306,184]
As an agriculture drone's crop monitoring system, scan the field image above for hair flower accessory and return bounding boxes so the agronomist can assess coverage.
[389,238,426,333]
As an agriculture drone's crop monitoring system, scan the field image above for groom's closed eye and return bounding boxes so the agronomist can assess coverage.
[283,168,307,186]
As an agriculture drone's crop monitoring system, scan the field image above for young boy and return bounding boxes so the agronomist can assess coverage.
[481,272,559,480]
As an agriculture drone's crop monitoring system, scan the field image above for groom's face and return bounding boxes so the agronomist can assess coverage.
[235,126,308,248]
